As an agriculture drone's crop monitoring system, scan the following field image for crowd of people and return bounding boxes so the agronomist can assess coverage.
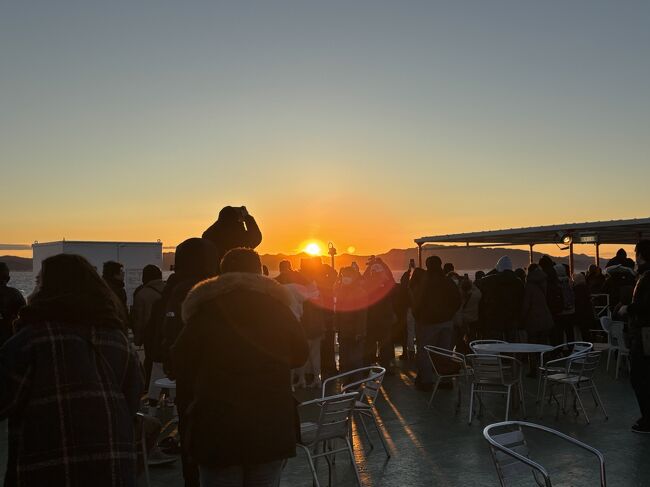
[0,207,649,487]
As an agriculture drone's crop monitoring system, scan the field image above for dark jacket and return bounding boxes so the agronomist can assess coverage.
[604,265,636,308]
[130,279,165,346]
[0,322,143,487]
[202,215,262,271]
[628,264,650,341]
[104,277,128,311]
[0,285,26,346]
[521,268,554,333]
[171,272,308,468]
[479,270,524,332]
[573,282,596,327]
[411,269,461,325]
[334,283,368,340]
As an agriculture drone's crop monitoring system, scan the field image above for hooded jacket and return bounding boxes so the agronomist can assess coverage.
[171,272,308,468]
[521,268,554,333]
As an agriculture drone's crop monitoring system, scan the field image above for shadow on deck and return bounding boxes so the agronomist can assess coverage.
[1,357,648,486]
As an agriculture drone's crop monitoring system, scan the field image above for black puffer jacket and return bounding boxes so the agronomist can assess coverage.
[172,273,308,468]
[411,269,461,325]
[479,270,524,332]
[521,268,554,333]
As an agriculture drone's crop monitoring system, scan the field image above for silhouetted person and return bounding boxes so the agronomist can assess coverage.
[572,273,596,341]
[607,248,636,270]
[514,267,527,284]
[202,206,262,273]
[521,264,553,345]
[550,263,575,345]
[103,260,127,315]
[396,262,416,360]
[459,276,482,348]
[0,262,26,346]
[539,255,565,339]
[275,260,308,285]
[0,254,143,486]
[163,238,219,487]
[334,266,368,373]
[619,240,650,433]
[443,262,455,275]
[300,257,338,377]
[586,264,606,294]
[363,260,396,369]
[171,248,308,484]
[603,264,636,318]
[410,255,461,391]
[478,256,524,341]
[131,264,164,345]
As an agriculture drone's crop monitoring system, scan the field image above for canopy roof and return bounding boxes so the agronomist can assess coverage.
[415,217,650,246]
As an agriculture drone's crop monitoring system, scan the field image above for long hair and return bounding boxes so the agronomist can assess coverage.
[19,254,126,329]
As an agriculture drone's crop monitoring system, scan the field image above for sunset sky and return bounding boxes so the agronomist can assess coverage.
[2,2,649,259]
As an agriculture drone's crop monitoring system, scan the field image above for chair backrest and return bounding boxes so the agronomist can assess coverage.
[470,339,507,354]
[309,392,359,444]
[333,366,386,406]
[467,354,521,385]
[599,316,612,333]
[423,345,467,378]
[484,421,606,487]
[483,423,545,486]
[608,322,628,351]
[541,342,593,366]
[569,341,593,355]
[567,350,602,380]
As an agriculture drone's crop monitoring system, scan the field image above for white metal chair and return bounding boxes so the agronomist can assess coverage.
[466,354,525,424]
[540,350,607,424]
[423,345,472,411]
[297,392,362,487]
[470,339,507,354]
[321,366,390,457]
[536,342,593,402]
[483,421,606,486]
[599,316,626,371]
[608,322,630,379]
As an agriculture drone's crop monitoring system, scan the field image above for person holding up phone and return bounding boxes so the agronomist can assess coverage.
[202,206,263,273]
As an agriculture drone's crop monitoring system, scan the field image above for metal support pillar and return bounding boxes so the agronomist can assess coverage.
[595,243,600,267]
[529,244,534,265]
[569,242,575,276]
[417,243,423,268]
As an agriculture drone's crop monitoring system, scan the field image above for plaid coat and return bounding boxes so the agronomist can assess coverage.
[0,322,143,487]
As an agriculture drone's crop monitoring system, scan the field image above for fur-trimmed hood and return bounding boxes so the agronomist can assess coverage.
[182,272,298,323]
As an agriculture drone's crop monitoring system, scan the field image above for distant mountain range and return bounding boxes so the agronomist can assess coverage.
[166,244,602,273]
[3,245,603,273]
[0,255,32,271]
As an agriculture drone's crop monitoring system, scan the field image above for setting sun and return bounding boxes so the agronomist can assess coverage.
[304,243,322,256]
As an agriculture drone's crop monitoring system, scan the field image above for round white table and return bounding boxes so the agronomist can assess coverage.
[154,377,176,389]
[472,343,554,354]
